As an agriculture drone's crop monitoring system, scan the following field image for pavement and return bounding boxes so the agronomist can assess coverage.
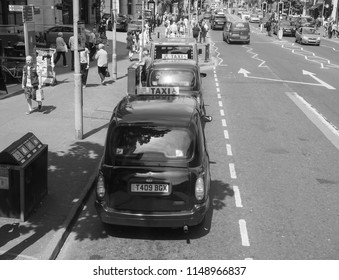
[0,25,214,260]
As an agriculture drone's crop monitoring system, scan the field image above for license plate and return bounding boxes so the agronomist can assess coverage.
[131,183,169,193]
[240,36,247,39]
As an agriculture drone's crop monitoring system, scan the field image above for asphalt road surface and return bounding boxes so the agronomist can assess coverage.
[57,25,339,260]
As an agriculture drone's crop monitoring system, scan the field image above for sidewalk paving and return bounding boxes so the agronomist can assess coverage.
[0,31,134,260]
[0,26,215,260]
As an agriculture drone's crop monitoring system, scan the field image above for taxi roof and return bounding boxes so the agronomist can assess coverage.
[152,37,197,45]
[150,59,198,68]
[114,95,198,126]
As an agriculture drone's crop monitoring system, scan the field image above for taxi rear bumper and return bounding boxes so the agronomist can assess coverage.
[95,198,209,228]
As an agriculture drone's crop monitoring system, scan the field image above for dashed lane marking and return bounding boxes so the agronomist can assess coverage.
[233,186,243,207]
[229,163,237,179]
[239,219,250,246]
[226,143,233,156]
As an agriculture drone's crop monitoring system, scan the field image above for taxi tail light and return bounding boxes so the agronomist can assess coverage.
[195,177,205,201]
[96,174,106,200]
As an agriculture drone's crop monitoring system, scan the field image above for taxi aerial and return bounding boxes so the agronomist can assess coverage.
[94,93,213,230]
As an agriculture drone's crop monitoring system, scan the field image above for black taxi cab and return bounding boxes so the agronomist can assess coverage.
[149,37,200,64]
[94,92,212,230]
[127,57,207,113]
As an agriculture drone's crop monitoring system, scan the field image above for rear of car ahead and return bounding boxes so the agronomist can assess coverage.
[223,20,250,44]
[95,95,211,228]
[296,27,321,45]
[212,15,227,30]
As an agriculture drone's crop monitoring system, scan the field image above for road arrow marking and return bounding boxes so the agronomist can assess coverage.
[302,70,336,90]
[238,68,336,90]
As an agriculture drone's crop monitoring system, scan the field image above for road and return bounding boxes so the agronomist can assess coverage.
[56,25,339,260]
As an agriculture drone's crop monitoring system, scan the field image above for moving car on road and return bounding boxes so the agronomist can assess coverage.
[95,94,212,230]
[211,13,227,30]
[249,13,260,23]
[223,15,250,44]
[273,20,296,36]
[295,27,321,46]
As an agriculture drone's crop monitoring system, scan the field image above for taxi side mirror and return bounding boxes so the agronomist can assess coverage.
[200,73,207,78]
[202,115,213,122]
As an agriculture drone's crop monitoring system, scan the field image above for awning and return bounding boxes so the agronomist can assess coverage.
[309,3,323,10]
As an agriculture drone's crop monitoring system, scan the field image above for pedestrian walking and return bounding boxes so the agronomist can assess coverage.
[80,44,90,88]
[22,55,43,115]
[69,35,75,70]
[192,23,201,42]
[95,43,108,85]
[89,28,97,61]
[53,32,68,67]
[265,20,272,37]
[126,31,134,61]
[200,20,208,43]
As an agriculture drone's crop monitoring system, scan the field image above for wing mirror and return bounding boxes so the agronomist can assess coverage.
[202,115,213,122]
[200,73,207,78]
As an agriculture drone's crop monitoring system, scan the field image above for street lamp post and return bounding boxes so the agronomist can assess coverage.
[73,0,83,140]
[112,0,117,81]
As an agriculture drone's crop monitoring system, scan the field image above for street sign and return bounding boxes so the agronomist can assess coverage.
[22,5,34,22]
[8,5,23,12]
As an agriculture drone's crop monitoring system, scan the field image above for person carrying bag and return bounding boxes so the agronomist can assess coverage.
[22,55,43,114]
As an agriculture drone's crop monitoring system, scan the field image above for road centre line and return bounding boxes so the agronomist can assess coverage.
[286,92,339,151]
[222,119,227,127]
[217,93,221,98]
[229,163,237,179]
[233,186,243,207]
[216,88,220,92]
[226,143,233,156]
[218,100,223,107]
[216,82,219,87]
[220,109,225,116]
[239,219,250,246]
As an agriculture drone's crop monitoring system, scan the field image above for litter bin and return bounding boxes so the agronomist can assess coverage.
[0,132,48,221]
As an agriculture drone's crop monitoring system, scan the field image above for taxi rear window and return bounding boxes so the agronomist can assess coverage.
[154,46,193,60]
[110,126,195,163]
[149,70,195,87]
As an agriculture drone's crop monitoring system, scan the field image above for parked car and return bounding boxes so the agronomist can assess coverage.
[295,27,321,46]
[115,14,131,32]
[44,25,91,47]
[94,94,212,229]
[127,20,143,32]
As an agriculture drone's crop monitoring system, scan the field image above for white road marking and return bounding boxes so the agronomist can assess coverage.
[218,100,223,107]
[216,82,219,87]
[243,45,268,68]
[215,78,218,82]
[238,68,335,89]
[220,109,225,116]
[229,163,237,179]
[216,87,220,92]
[224,129,229,138]
[222,119,227,127]
[217,93,221,98]
[303,70,336,90]
[226,143,233,156]
[286,92,339,150]
[239,219,250,246]
[233,186,243,207]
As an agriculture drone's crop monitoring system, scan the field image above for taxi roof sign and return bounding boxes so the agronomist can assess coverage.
[9,5,23,12]
[162,54,188,60]
[137,87,180,95]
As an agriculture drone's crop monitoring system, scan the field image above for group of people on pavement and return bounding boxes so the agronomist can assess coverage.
[192,19,209,43]
[22,23,111,114]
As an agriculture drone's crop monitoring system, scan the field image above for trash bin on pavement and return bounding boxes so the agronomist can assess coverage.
[0,132,48,221]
